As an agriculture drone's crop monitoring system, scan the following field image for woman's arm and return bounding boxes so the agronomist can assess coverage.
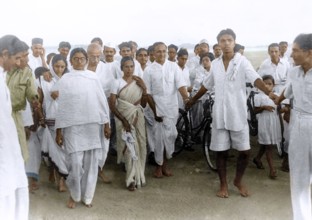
[109,93,131,132]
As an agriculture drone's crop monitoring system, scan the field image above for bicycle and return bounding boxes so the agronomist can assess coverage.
[174,92,217,171]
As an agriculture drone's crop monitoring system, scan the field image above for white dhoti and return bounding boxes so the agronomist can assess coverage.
[288,111,312,220]
[65,149,100,205]
[153,117,177,165]
[41,126,68,175]
[144,106,156,153]
[25,128,43,180]
[0,187,29,220]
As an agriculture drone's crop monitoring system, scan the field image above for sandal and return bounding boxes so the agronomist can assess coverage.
[253,158,264,169]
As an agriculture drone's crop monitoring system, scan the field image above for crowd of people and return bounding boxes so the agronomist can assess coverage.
[0,29,312,220]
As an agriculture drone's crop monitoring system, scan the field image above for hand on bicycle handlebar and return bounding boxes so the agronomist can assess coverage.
[184,99,193,111]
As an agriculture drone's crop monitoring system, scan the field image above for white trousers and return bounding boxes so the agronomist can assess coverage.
[66,149,99,205]
[0,187,29,220]
[289,112,312,220]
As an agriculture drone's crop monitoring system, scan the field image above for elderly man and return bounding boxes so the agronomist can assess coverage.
[143,42,188,178]
[0,35,29,220]
[87,43,113,183]
[274,33,312,220]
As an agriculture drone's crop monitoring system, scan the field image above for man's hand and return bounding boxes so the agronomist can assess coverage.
[155,116,163,122]
[264,105,275,112]
[55,130,63,147]
[185,98,194,111]
[269,92,280,105]
[104,124,111,139]
[51,91,59,100]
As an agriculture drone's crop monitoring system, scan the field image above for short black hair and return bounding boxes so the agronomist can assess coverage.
[118,42,133,50]
[136,48,148,57]
[234,44,245,53]
[217,28,236,42]
[268,43,279,51]
[35,66,50,79]
[70,47,88,61]
[168,44,178,52]
[0,35,23,56]
[177,48,188,57]
[262,75,275,85]
[200,52,215,64]
[59,41,71,49]
[293,34,312,51]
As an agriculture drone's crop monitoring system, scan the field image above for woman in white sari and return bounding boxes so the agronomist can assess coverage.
[109,56,148,191]
[38,54,68,192]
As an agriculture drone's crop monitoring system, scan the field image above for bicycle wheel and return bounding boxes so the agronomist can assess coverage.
[202,124,217,171]
[174,109,189,156]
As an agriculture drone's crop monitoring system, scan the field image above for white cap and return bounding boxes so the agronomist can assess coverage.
[199,39,209,45]
[104,42,116,49]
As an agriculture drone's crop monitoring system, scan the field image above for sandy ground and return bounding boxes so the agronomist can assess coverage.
[29,135,292,220]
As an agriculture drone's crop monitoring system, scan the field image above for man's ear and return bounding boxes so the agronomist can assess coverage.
[0,49,9,58]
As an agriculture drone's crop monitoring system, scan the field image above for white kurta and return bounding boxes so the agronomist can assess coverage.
[143,60,186,165]
[203,53,260,131]
[257,58,290,94]
[284,66,312,220]
[0,67,29,220]
[177,66,191,109]
[96,61,116,98]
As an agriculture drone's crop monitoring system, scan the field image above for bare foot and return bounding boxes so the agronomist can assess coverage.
[162,167,173,177]
[49,169,56,183]
[58,177,67,192]
[82,202,93,208]
[67,197,76,209]
[269,170,277,179]
[29,178,39,193]
[99,171,112,184]
[127,182,136,192]
[153,166,163,178]
[233,180,249,197]
[216,185,229,198]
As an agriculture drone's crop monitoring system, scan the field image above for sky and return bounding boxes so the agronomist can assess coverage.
[1,0,312,49]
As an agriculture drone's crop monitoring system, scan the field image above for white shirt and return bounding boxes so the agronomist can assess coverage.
[193,65,210,91]
[203,53,260,131]
[0,67,28,197]
[186,55,200,72]
[144,60,186,118]
[104,60,122,79]
[258,58,290,86]
[28,53,44,73]
[284,66,312,114]
[95,61,116,98]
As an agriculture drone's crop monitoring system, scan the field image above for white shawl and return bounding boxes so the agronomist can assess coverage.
[54,69,109,128]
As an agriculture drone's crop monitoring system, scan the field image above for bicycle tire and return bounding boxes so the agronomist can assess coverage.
[202,124,217,171]
[174,109,189,156]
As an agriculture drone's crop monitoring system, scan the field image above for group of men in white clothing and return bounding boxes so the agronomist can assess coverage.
[1,29,312,220]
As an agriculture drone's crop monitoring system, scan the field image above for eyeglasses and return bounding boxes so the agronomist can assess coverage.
[72,57,87,62]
